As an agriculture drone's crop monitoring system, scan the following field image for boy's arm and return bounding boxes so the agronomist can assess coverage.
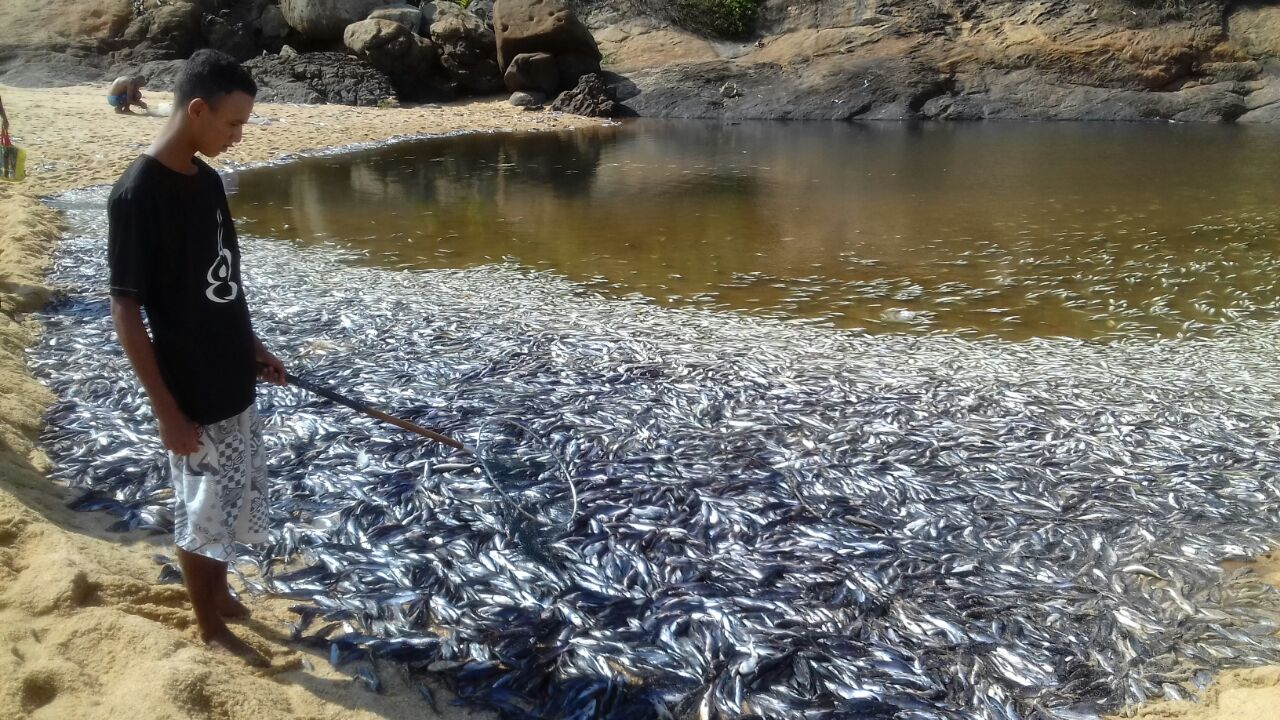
[111,297,200,454]
[0,94,8,132]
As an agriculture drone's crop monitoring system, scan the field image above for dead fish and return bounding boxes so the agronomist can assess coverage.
[30,185,1280,720]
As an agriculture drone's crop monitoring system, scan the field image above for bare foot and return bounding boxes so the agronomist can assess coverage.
[205,628,270,668]
[217,594,252,620]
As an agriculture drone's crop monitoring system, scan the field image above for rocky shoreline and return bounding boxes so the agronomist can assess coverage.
[3,0,1280,122]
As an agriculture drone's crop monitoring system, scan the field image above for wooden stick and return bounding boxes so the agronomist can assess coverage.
[285,372,467,451]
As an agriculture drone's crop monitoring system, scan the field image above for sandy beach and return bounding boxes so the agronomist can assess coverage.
[1,83,1277,720]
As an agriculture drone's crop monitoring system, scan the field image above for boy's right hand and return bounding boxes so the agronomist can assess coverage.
[156,403,200,455]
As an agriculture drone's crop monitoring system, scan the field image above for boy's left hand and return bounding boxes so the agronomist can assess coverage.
[256,347,286,385]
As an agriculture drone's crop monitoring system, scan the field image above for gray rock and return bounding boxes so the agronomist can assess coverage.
[1199,61,1262,83]
[368,4,425,33]
[203,16,260,62]
[428,1,503,94]
[920,69,1249,123]
[469,0,495,25]
[244,51,397,105]
[427,1,491,45]
[504,52,558,95]
[259,4,292,41]
[1238,102,1280,122]
[509,90,545,107]
[344,18,443,101]
[147,2,202,55]
[613,57,938,121]
[550,72,617,116]
[0,50,113,87]
[280,0,401,41]
[609,55,1245,123]
[493,0,600,72]
[279,44,299,59]
[343,18,430,66]
[555,52,601,88]
[122,14,153,45]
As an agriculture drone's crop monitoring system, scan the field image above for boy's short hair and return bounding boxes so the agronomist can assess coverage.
[173,49,257,108]
[134,75,148,86]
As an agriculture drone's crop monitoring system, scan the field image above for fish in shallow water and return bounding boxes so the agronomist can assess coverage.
[30,186,1280,719]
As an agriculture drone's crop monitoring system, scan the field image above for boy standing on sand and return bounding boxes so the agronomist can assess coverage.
[108,49,284,667]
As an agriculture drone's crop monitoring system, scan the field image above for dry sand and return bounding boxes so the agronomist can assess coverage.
[0,83,1277,720]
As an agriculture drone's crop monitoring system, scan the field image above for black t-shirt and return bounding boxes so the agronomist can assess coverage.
[108,155,257,425]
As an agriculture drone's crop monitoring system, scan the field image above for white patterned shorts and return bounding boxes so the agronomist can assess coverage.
[169,403,270,562]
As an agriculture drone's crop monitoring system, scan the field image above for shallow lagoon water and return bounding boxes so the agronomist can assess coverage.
[233,120,1280,340]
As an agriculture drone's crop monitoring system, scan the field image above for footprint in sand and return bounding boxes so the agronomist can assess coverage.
[19,672,58,713]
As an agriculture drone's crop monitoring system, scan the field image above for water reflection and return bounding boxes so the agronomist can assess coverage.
[233,120,1280,340]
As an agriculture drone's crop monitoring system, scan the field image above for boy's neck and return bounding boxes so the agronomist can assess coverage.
[146,120,200,176]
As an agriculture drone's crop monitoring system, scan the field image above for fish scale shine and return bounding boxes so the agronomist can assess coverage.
[28,186,1280,720]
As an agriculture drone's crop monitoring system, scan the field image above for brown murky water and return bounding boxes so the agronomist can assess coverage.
[231,120,1280,340]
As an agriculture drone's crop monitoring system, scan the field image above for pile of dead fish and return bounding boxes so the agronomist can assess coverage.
[32,186,1280,720]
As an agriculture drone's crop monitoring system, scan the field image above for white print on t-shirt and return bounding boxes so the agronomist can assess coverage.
[205,209,239,303]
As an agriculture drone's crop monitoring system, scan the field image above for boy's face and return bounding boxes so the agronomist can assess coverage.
[188,91,254,158]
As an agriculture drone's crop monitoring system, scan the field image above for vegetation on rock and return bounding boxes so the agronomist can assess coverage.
[635,0,762,39]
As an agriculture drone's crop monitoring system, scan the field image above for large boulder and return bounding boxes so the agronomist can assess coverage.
[130,0,286,59]
[203,15,260,62]
[469,0,495,26]
[280,0,400,41]
[368,4,424,34]
[550,72,616,117]
[343,18,444,100]
[218,0,291,55]
[493,0,600,72]
[428,1,503,94]
[503,51,558,95]
[258,4,292,41]
[344,18,432,70]
[555,52,601,88]
[244,51,396,105]
[147,1,202,55]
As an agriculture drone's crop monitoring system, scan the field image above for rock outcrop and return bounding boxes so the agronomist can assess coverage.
[549,71,617,116]
[427,0,503,94]
[589,0,1280,122]
[244,50,395,105]
[504,51,559,96]
[5,0,1280,122]
[280,0,399,42]
[343,17,444,100]
[368,4,425,33]
[494,0,601,92]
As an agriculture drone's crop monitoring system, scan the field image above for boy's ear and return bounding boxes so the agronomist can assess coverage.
[186,97,210,120]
